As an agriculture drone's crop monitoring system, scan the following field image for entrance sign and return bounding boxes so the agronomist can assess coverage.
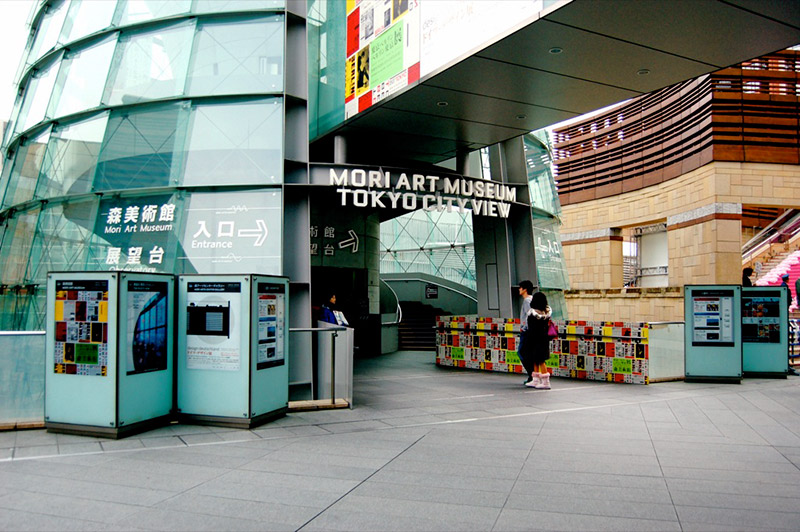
[684,285,742,383]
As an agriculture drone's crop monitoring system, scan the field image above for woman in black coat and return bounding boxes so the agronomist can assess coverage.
[522,291,553,389]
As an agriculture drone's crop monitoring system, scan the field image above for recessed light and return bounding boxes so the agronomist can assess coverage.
[516,114,527,120]
[637,68,650,76]
[549,47,563,54]
[437,101,448,107]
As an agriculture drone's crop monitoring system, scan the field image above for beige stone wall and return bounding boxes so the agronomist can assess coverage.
[560,161,800,322]
[565,288,684,322]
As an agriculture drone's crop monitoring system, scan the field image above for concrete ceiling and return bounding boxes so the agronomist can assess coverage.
[315,0,800,167]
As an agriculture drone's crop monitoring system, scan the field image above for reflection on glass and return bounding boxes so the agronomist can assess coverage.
[36,113,109,200]
[0,207,41,286]
[3,127,52,209]
[192,0,285,14]
[104,21,194,105]
[0,333,45,422]
[29,0,69,63]
[116,0,191,26]
[94,102,190,191]
[25,200,97,285]
[60,0,117,46]
[53,35,117,119]
[187,16,284,95]
[17,56,62,135]
[183,99,283,186]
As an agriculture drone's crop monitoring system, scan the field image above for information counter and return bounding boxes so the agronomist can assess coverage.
[436,316,684,384]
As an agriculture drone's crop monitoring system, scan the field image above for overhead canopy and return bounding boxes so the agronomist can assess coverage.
[315,0,800,166]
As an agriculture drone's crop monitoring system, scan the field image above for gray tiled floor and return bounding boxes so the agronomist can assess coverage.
[2,351,800,531]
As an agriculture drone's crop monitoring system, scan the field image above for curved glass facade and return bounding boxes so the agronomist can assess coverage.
[0,0,292,329]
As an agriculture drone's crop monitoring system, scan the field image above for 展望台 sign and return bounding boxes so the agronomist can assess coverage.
[321,166,520,219]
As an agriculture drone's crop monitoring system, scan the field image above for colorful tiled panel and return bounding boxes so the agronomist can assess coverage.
[436,316,650,385]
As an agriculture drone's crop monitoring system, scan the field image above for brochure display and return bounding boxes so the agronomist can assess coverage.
[45,272,175,438]
[684,285,742,383]
[177,274,288,428]
[742,286,789,377]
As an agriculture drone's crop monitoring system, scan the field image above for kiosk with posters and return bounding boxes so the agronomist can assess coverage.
[684,285,742,383]
[177,274,289,428]
[45,272,175,438]
[742,286,789,378]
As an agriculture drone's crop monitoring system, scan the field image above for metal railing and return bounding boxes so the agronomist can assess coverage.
[289,326,348,407]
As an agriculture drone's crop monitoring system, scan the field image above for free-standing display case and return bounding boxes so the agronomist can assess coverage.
[684,285,742,383]
[45,272,175,438]
[742,286,789,378]
[177,274,289,428]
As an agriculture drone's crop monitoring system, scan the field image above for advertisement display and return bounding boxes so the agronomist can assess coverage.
[126,280,169,375]
[186,281,242,371]
[742,290,781,344]
[344,0,420,119]
[256,282,286,370]
[53,279,109,376]
[690,289,735,346]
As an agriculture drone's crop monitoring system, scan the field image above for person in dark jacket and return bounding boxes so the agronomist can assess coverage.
[521,291,553,389]
[320,293,338,324]
[742,267,753,287]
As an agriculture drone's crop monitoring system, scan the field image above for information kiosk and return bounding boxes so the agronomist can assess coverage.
[684,285,742,383]
[742,286,789,378]
[45,272,175,438]
[177,274,289,428]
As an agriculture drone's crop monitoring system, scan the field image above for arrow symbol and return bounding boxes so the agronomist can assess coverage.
[338,230,359,253]
[237,219,268,246]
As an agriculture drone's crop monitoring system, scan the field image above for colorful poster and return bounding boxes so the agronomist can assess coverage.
[126,280,168,375]
[54,280,109,376]
[742,291,781,344]
[186,282,241,371]
[256,283,286,370]
[371,22,404,86]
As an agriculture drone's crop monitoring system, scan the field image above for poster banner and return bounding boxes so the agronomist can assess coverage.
[126,280,169,375]
[53,279,109,376]
[185,282,241,371]
[256,282,286,370]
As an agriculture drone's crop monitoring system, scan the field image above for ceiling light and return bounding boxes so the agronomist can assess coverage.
[437,101,448,107]
[516,114,527,120]
[637,68,650,76]
[549,47,563,54]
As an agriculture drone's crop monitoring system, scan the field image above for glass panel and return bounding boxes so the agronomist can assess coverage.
[26,199,97,285]
[0,333,46,424]
[60,0,117,44]
[104,21,194,105]
[308,0,346,140]
[3,127,52,209]
[29,0,69,63]
[186,16,283,95]
[182,99,283,186]
[117,0,191,26]
[0,207,41,286]
[52,35,117,119]
[532,216,569,291]
[87,192,182,273]
[524,131,561,216]
[16,55,62,135]
[380,210,476,291]
[3,94,25,149]
[192,0,284,14]
[178,189,282,274]
[94,102,190,191]
[36,113,109,200]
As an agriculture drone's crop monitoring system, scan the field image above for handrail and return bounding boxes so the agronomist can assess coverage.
[742,209,800,262]
[289,326,346,406]
[0,331,45,335]
[383,275,478,303]
[379,279,402,325]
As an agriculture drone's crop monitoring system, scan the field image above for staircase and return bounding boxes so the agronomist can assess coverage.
[397,301,442,351]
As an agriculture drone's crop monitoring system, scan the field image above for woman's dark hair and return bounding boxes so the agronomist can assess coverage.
[531,291,548,311]
[743,267,753,276]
